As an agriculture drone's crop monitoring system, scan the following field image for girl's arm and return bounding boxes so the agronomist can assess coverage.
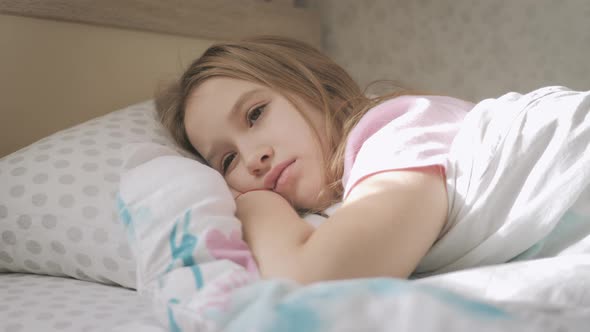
[237,167,447,284]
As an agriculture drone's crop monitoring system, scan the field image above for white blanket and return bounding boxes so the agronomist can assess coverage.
[416,86,590,275]
[116,86,590,332]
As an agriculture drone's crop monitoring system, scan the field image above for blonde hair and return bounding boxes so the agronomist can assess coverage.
[155,36,418,215]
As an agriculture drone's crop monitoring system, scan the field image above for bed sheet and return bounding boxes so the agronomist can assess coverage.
[0,273,157,332]
[3,259,588,332]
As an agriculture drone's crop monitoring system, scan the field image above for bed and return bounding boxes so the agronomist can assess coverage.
[0,1,318,331]
[1,1,589,332]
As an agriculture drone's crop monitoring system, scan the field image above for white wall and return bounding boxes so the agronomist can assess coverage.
[318,0,590,101]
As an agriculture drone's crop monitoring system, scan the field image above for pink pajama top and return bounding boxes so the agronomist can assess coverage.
[342,95,474,200]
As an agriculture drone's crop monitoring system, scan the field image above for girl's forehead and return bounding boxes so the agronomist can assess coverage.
[187,79,255,116]
[192,77,266,99]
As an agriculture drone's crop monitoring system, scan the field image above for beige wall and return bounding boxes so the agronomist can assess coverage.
[0,14,213,157]
[318,0,590,102]
[3,2,588,156]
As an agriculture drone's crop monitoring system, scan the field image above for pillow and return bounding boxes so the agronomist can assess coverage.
[0,100,190,288]
[117,143,340,304]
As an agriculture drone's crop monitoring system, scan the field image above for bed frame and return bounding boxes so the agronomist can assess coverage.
[0,0,320,157]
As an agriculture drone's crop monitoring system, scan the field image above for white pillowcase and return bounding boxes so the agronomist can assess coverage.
[0,100,188,288]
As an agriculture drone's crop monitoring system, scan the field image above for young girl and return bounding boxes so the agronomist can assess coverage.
[154,36,589,285]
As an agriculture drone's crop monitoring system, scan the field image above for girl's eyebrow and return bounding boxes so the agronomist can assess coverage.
[226,88,263,123]
[204,88,264,162]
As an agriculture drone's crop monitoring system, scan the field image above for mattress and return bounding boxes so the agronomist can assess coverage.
[0,273,155,332]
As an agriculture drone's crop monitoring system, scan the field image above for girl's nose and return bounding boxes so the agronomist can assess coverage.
[246,146,273,176]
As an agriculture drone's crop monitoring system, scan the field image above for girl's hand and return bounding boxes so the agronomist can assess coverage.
[231,189,314,281]
[231,187,273,201]
[234,190,280,221]
[233,190,273,242]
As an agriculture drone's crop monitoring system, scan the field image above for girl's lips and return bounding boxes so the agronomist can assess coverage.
[264,159,296,189]
[274,160,296,194]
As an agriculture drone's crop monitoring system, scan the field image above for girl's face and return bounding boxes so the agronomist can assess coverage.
[184,77,331,210]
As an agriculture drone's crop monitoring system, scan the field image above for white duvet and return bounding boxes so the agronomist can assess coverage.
[417,86,590,274]
[115,86,590,332]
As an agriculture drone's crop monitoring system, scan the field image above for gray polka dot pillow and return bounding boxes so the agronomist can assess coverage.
[0,100,186,288]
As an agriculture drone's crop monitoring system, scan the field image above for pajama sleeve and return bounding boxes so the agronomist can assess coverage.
[342,95,473,200]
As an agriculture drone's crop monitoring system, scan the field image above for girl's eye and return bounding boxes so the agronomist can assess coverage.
[247,104,266,126]
[220,104,266,174]
[221,153,235,174]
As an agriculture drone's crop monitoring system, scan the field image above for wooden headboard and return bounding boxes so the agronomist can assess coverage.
[0,0,320,157]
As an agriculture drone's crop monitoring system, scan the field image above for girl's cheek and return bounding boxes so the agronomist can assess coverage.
[226,173,242,190]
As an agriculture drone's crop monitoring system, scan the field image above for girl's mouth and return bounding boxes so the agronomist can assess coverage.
[273,160,296,194]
